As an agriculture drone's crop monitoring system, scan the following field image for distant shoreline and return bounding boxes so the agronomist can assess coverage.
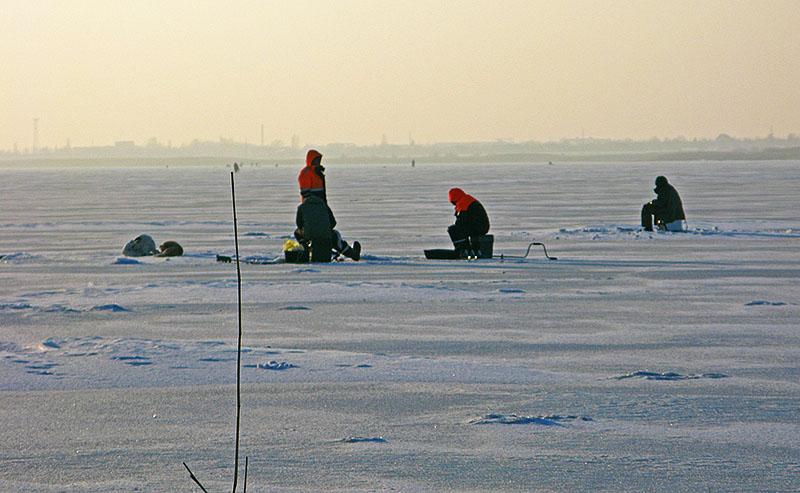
[1,147,798,168]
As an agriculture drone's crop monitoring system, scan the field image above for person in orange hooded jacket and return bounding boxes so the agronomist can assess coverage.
[294,149,361,261]
[298,149,326,201]
[447,188,490,254]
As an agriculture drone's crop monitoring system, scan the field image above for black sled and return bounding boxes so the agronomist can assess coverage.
[424,235,494,260]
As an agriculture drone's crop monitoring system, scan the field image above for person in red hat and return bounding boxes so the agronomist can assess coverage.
[447,188,490,255]
[298,149,326,201]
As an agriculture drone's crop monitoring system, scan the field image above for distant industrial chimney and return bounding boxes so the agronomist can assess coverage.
[33,118,39,153]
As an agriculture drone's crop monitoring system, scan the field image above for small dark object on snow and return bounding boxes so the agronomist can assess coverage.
[424,248,463,260]
[285,249,310,264]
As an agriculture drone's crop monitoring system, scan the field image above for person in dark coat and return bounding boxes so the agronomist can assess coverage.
[295,195,360,262]
[447,188,490,255]
[641,176,687,232]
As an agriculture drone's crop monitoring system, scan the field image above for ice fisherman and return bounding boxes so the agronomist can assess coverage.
[295,195,361,262]
[298,149,326,201]
[641,176,687,232]
[447,188,491,256]
[294,149,360,261]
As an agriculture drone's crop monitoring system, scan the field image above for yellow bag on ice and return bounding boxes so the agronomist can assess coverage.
[283,239,304,252]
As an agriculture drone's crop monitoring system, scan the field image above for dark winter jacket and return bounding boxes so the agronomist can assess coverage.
[651,182,686,224]
[296,195,336,239]
[448,188,490,237]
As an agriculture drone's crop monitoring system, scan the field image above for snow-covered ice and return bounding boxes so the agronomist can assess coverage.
[0,161,798,492]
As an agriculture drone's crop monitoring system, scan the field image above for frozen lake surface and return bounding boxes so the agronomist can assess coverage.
[1,160,799,491]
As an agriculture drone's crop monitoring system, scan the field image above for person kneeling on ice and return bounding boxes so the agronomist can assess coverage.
[295,195,361,262]
[641,176,687,232]
[447,188,491,257]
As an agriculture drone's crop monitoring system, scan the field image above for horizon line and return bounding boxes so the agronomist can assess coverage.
[4,131,800,155]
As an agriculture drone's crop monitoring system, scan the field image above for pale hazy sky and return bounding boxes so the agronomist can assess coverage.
[1,0,799,149]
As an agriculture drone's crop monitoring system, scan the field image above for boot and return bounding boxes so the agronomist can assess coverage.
[452,238,472,258]
[641,203,658,232]
[342,241,361,261]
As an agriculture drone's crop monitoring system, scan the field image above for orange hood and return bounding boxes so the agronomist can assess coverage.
[448,188,465,204]
[306,149,322,167]
[448,187,477,213]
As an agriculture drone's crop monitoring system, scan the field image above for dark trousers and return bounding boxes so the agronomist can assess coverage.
[448,225,492,257]
[448,224,472,249]
[295,229,333,262]
[641,203,664,231]
[294,229,351,262]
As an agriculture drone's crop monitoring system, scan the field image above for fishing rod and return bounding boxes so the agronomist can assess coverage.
[184,172,249,493]
[498,242,558,261]
[230,171,244,493]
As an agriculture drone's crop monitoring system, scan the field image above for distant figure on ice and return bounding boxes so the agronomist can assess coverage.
[298,149,326,201]
[447,188,492,257]
[641,176,686,232]
[295,195,360,262]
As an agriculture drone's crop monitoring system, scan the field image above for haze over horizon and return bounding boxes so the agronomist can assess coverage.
[2,0,799,150]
